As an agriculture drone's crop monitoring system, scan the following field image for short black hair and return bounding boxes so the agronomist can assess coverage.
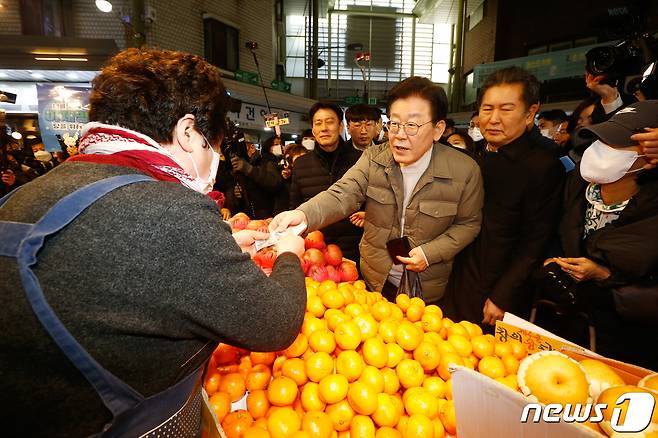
[301,129,314,138]
[345,104,382,123]
[445,118,455,128]
[309,102,344,123]
[387,76,448,123]
[538,109,568,123]
[478,66,540,110]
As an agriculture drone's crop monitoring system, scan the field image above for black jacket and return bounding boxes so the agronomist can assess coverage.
[442,131,566,323]
[290,140,363,261]
[223,152,283,219]
[559,169,658,319]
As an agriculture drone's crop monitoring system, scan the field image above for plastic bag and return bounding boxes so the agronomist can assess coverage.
[395,267,424,300]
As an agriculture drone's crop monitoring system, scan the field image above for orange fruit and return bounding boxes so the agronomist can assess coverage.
[301,411,333,438]
[396,415,409,435]
[437,353,464,381]
[447,334,472,357]
[413,342,441,372]
[438,400,457,435]
[300,382,326,412]
[396,359,425,389]
[362,337,388,368]
[395,294,411,312]
[424,304,442,316]
[501,354,520,375]
[347,380,379,415]
[247,389,271,419]
[306,296,327,318]
[444,379,453,401]
[422,376,446,399]
[372,393,401,427]
[403,388,439,419]
[214,343,241,365]
[359,365,385,393]
[317,280,338,295]
[267,406,301,438]
[463,354,479,370]
[283,333,309,358]
[460,321,482,339]
[386,343,405,368]
[495,375,519,391]
[493,341,512,358]
[353,314,378,339]
[334,321,361,350]
[344,302,366,317]
[205,372,222,396]
[390,305,404,321]
[405,414,435,438]
[471,335,495,359]
[318,374,349,404]
[420,312,442,333]
[251,351,277,367]
[432,418,446,438]
[208,391,231,422]
[305,352,334,383]
[223,410,254,438]
[325,399,355,432]
[395,321,422,351]
[350,415,376,438]
[422,331,442,346]
[508,339,528,360]
[376,426,402,438]
[309,330,336,355]
[268,376,299,406]
[478,356,506,380]
[378,319,400,343]
[244,425,271,438]
[382,367,401,394]
[436,340,456,355]
[246,364,273,391]
[281,358,308,386]
[219,373,247,402]
[321,289,345,310]
[406,304,424,322]
[446,322,469,339]
[338,284,355,304]
[335,350,365,382]
[371,301,392,321]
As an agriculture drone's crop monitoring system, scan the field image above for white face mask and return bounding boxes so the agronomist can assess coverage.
[468,127,483,142]
[34,150,53,162]
[271,144,283,156]
[302,139,315,150]
[580,140,645,184]
[185,131,221,194]
[540,128,552,139]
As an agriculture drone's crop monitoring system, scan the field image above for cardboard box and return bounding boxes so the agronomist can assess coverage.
[450,313,654,438]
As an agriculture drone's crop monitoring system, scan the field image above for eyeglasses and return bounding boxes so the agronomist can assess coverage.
[386,120,433,136]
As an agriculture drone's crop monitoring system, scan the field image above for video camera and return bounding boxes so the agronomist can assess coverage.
[585,1,657,88]
[221,120,249,161]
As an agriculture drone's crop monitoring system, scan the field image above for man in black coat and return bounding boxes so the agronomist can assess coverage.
[441,67,565,329]
[290,102,363,261]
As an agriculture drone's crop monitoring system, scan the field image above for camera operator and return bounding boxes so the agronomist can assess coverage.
[226,132,283,219]
[540,101,658,370]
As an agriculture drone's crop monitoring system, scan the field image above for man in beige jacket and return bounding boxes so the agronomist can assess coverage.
[271,77,484,303]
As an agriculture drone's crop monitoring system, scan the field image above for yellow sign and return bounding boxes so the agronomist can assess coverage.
[494,321,571,354]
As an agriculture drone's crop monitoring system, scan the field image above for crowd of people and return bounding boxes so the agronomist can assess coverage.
[1,46,657,436]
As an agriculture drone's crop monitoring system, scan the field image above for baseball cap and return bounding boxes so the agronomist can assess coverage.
[581,100,658,147]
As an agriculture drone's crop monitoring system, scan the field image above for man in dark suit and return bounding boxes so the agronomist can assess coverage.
[441,67,566,329]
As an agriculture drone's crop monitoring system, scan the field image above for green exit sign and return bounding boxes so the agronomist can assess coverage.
[270,80,292,93]
[345,96,363,105]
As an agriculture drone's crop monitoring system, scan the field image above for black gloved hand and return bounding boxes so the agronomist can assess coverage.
[231,156,253,174]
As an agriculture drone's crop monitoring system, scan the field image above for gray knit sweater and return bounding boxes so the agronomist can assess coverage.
[0,162,306,437]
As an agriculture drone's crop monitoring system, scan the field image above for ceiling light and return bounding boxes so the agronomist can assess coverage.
[11,131,22,140]
[264,126,272,131]
[95,0,113,13]
[60,57,88,62]
[26,135,37,140]
[35,57,60,61]
[0,72,8,78]
[291,134,298,139]
[30,72,45,79]
[66,72,79,79]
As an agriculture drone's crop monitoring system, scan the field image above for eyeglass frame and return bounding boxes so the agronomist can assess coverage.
[348,120,377,131]
[386,120,434,136]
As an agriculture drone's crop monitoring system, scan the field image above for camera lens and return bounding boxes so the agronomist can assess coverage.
[586,47,616,76]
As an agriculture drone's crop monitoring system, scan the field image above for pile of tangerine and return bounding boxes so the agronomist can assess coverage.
[204,278,527,438]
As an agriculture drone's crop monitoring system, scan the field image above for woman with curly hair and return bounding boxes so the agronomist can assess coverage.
[0,49,306,437]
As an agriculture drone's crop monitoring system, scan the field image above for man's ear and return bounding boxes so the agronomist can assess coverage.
[174,114,197,152]
[433,120,446,142]
[526,103,540,125]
